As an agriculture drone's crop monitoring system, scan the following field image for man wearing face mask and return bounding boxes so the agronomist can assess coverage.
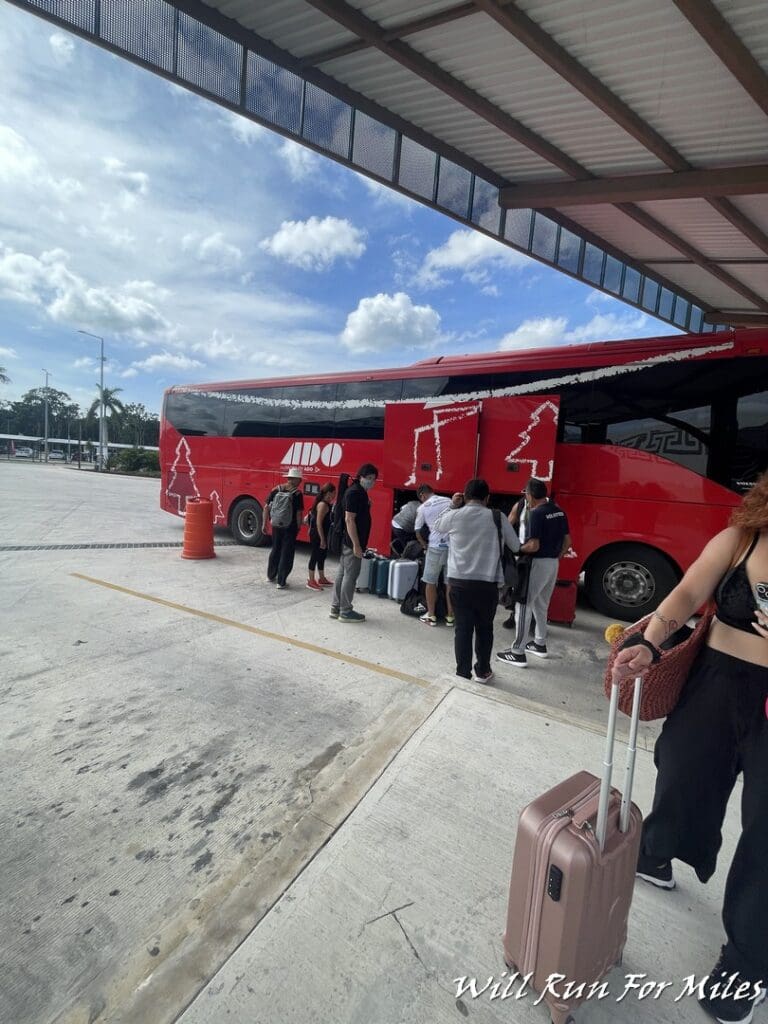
[330,463,379,623]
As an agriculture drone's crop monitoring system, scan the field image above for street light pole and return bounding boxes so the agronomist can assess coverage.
[42,368,50,463]
[77,330,105,470]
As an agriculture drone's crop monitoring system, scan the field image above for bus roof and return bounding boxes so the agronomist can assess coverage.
[168,327,768,394]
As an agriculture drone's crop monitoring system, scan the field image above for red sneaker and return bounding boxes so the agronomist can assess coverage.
[306,579,323,591]
[317,576,334,586]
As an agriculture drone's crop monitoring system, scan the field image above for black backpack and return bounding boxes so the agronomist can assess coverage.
[327,472,350,556]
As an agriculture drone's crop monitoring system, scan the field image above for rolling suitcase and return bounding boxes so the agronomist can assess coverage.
[355,554,375,592]
[503,676,644,1024]
[388,559,419,601]
[374,557,392,597]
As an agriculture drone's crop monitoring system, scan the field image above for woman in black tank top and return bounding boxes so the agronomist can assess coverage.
[612,472,768,1020]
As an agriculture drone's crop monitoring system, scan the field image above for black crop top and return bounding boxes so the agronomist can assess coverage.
[715,533,761,634]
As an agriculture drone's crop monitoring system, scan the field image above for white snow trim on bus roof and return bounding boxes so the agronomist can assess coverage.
[175,341,734,410]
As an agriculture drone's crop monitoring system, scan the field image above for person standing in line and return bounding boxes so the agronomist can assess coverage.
[266,467,305,589]
[330,463,378,623]
[435,479,519,683]
[415,484,455,626]
[496,478,570,668]
[501,492,531,631]
[306,482,336,591]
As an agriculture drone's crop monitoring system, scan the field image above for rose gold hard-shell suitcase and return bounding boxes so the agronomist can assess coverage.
[503,678,644,1024]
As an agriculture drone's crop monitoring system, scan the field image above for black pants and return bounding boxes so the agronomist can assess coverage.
[308,537,326,573]
[267,527,297,585]
[642,646,768,983]
[449,581,498,679]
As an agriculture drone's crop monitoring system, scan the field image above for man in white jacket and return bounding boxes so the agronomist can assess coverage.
[435,478,519,683]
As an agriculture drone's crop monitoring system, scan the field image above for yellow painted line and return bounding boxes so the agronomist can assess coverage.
[70,573,430,689]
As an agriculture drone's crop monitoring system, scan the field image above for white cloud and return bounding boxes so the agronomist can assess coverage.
[182,231,243,270]
[360,176,416,211]
[499,317,568,351]
[0,244,174,341]
[249,349,305,370]
[192,330,243,360]
[340,292,444,354]
[416,229,531,289]
[49,33,74,66]
[260,216,366,272]
[132,351,203,372]
[73,356,94,369]
[0,346,18,359]
[278,139,320,182]
[0,126,82,201]
[121,368,139,379]
[102,157,149,210]
[221,111,266,146]
[499,311,651,351]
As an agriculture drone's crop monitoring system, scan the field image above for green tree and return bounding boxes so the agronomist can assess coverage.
[119,402,160,447]
[88,385,125,424]
[0,366,9,385]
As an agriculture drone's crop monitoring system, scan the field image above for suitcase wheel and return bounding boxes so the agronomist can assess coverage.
[503,959,516,972]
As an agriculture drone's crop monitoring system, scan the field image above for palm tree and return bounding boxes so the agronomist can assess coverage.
[88,386,125,462]
[0,366,9,385]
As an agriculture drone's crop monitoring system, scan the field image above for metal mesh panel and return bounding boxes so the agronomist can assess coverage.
[436,158,471,218]
[398,136,437,201]
[24,0,95,32]
[556,227,581,273]
[351,111,396,180]
[504,208,532,249]
[246,53,303,136]
[101,0,175,72]
[302,83,352,158]
[658,287,674,320]
[530,213,558,262]
[603,255,622,295]
[177,12,241,104]
[641,278,660,312]
[582,243,605,285]
[689,306,704,333]
[470,178,500,234]
[673,296,690,328]
[622,266,641,304]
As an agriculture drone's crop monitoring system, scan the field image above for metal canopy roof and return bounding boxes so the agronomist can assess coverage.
[13,0,768,331]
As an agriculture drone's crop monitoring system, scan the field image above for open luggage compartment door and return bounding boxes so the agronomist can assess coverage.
[382,400,481,492]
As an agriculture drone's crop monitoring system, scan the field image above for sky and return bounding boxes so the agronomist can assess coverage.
[0,3,677,417]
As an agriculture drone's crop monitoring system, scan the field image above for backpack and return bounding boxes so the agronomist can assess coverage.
[269,488,294,528]
[327,473,351,556]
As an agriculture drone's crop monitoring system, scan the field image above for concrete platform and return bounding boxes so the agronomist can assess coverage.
[1,463,747,1024]
[175,688,742,1024]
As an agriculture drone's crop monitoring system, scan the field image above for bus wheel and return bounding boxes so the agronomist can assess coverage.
[230,498,265,546]
[585,545,678,622]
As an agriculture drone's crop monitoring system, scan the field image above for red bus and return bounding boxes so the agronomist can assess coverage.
[160,327,768,622]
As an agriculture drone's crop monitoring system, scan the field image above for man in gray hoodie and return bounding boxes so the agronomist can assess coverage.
[435,478,519,683]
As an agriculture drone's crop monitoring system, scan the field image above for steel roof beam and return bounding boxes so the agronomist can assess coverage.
[303,0,768,312]
[673,0,768,118]
[500,165,768,207]
[704,312,768,327]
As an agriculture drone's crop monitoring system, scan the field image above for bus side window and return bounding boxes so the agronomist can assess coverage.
[166,391,226,436]
[279,384,337,438]
[335,380,404,439]
[225,388,284,438]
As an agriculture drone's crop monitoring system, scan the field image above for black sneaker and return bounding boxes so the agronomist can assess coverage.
[525,641,548,658]
[699,949,766,1023]
[501,615,516,630]
[339,610,365,623]
[329,607,340,619]
[496,650,527,668]
[636,850,676,889]
[472,663,494,684]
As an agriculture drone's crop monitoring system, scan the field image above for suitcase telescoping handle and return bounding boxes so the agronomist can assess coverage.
[595,676,643,852]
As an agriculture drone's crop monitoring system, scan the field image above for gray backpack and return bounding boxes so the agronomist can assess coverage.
[269,488,294,528]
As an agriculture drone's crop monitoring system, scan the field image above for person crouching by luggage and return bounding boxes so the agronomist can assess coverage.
[306,482,336,591]
[611,472,768,1024]
[266,468,305,589]
[330,463,378,623]
[435,479,519,683]
[496,478,570,667]
[414,484,455,626]
[391,496,421,556]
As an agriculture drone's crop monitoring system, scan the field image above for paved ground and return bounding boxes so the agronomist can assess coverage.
[1,462,747,1024]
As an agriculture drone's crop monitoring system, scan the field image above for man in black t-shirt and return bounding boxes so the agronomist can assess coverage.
[266,467,304,588]
[497,478,571,668]
[330,462,378,623]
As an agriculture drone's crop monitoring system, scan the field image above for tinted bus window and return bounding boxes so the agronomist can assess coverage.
[335,379,403,438]
[401,376,448,399]
[225,388,283,438]
[734,390,768,489]
[165,390,226,436]
[279,383,338,437]
[606,406,711,477]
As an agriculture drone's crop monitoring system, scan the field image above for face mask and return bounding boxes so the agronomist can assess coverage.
[361,477,376,491]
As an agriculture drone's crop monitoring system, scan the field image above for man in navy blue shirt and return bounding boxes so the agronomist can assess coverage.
[496,478,571,668]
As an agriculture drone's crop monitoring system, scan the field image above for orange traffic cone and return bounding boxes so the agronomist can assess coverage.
[181,497,216,559]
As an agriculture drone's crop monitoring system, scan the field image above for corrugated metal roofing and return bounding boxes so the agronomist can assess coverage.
[13,0,768,328]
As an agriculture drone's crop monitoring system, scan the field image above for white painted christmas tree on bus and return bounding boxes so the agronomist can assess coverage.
[209,490,225,525]
[504,401,559,480]
[167,437,200,514]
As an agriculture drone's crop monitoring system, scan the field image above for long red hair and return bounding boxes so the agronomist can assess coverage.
[730,471,768,532]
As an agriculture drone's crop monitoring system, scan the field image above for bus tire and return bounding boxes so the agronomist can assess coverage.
[230,498,266,546]
[585,544,679,622]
